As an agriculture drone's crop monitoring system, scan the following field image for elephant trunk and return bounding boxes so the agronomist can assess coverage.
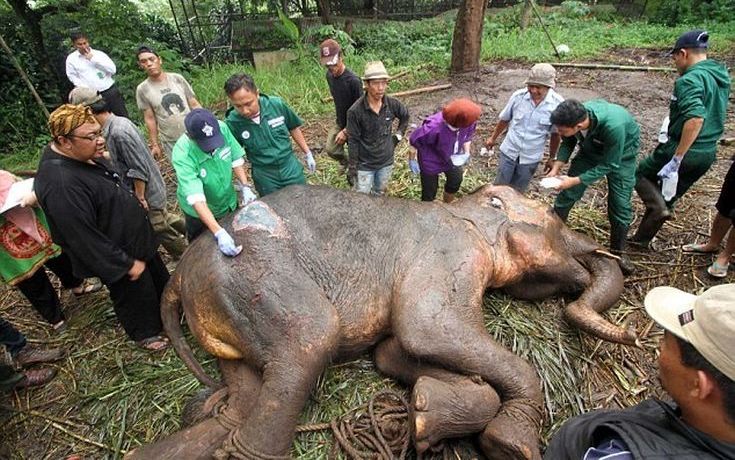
[565,253,636,345]
[161,271,222,388]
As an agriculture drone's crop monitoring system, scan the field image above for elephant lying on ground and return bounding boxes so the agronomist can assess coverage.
[127,184,631,459]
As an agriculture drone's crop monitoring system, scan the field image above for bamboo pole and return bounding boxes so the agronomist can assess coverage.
[0,32,50,118]
[551,62,676,72]
[529,1,561,59]
[390,83,452,98]
[321,65,432,103]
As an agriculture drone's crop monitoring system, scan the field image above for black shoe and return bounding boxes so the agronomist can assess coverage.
[610,224,634,276]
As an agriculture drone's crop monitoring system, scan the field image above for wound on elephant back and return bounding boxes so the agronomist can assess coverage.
[232,201,285,236]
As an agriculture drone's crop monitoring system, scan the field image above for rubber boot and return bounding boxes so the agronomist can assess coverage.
[553,206,571,223]
[610,224,634,276]
[630,177,671,248]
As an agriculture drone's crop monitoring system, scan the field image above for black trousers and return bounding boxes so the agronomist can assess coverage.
[420,166,464,202]
[100,84,129,118]
[15,252,82,325]
[0,317,26,355]
[184,214,206,242]
[106,253,169,341]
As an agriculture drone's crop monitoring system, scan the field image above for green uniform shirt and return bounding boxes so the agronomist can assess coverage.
[556,99,640,186]
[225,94,306,196]
[0,209,61,285]
[665,59,730,155]
[172,121,245,219]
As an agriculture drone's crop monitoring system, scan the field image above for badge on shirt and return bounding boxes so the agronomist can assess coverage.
[267,116,285,128]
[242,131,250,140]
[200,168,207,178]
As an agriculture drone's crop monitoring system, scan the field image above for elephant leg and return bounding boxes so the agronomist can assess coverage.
[393,268,543,460]
[374,337,501,453]
[125,361,263,460]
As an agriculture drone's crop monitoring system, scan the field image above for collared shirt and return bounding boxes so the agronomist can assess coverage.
[65,48,117,91]
[556,99,639,186]
[326,68,363,129]
[225,94,303,169]
[499,88,564,164]
[410,111,476,175]
[346,95,410,171]
[172,121,245,219]
[102,114,167,210]
[35,145,156,284]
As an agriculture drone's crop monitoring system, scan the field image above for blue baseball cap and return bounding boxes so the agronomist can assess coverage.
[670,30,709,54]
[184,108,224,152]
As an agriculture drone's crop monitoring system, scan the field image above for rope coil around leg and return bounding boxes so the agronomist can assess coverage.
[212,400,240,431]
[214,428,292,460]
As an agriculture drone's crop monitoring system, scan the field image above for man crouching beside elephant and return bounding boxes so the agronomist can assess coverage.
[127,183,631,459]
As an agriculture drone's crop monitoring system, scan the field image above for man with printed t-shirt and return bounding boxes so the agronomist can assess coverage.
[171,108,254,257]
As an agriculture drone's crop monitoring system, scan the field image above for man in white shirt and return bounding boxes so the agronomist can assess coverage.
[65,31,128,118]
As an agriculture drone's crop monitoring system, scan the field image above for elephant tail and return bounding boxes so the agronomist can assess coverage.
[161,270,222,389]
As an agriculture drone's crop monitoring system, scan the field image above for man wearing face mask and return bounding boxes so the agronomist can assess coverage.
[171,108,254,256]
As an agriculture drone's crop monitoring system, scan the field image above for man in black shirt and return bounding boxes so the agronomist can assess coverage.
[346,61,410,195]
[34,104,169,351]
[319,39,363,171]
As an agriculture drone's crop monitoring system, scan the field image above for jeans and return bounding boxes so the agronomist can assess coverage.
[355,165,394,195]
[494,151,540,193]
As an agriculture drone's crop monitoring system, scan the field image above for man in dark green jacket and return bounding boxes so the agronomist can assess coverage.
[630,30,731,248]
[546,99,639,274]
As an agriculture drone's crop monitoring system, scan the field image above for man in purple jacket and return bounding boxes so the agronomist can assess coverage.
[409,98,482,202]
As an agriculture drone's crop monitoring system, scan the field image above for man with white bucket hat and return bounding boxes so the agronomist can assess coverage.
[545,283,735,459]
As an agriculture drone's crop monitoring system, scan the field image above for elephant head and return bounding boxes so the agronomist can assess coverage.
[452,185,635,345]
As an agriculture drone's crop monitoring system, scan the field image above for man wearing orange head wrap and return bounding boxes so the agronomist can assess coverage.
[409,98,481,203]
[34,104,169,351]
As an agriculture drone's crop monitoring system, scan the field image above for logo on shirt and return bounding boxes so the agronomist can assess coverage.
[202,123,214,137]
[267,116,285,128]
[242,130,250,140]
[200,168,207,178]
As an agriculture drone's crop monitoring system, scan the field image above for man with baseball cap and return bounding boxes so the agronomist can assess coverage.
[630,30,730,249]
[346,61,410,194]
[171,108,254,256]
[320,39,363,172]
[545,283,735,459]
[486,63,564,192]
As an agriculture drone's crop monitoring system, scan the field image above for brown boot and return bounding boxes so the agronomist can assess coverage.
[15,346,65,367]
[14,368,57,389]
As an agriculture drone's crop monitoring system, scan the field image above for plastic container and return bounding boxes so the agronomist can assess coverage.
[661,171,678,201]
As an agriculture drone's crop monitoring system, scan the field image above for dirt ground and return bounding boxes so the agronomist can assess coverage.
[1,48,733,458]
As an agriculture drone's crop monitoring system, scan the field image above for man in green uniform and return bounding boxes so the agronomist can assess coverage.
[224,73,316,197]
[546,99,640,274]
[172,108,254,256]
[630,30,731,248]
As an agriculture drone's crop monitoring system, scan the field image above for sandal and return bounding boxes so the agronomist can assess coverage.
[682,243,718,254]
[137,335,169,352]
[707,261,729,278]
[71,279,103,296]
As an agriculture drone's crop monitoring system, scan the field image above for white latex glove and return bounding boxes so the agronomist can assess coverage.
[214,228,242,257]
[239,185,257,205]
[305,151,316,173]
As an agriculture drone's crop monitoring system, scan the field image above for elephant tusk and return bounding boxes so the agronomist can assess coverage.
[594,248,620,260]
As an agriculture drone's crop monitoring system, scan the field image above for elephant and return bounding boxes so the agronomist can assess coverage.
[126,184,631,460]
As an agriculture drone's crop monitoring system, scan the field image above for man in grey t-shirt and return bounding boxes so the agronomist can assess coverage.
[70,87,188,259]
[135,46,201,159]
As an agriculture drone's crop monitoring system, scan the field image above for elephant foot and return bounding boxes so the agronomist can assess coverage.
[182,387,229,427]
[478,399,542,460]
[412,375,501,453]
[124,417,231,460]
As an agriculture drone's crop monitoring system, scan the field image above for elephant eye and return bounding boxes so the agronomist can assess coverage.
[490,197,503,209]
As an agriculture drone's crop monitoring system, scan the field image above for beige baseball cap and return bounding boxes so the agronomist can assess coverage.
[644,284,735,381]
[525,63,556,88]
[69,86,103,106]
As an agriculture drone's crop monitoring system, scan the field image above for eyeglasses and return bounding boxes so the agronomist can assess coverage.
[66,131,103,141]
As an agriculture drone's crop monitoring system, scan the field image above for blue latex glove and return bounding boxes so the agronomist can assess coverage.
[408,159,420,174]
[657,156,681,178]
[239,185,257,205]
[305,151,316,173]
[214,228,242,257]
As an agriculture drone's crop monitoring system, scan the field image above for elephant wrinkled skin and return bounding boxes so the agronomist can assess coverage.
[126,184,629,459]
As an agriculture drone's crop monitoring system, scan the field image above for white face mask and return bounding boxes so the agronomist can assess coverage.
[446,123,459,132]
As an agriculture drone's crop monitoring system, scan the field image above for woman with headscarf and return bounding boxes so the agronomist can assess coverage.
[409,98,482,203]
[0,170,101,332]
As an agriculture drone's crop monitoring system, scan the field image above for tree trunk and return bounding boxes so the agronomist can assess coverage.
[520,0,533,29]
[450,0,488,74]
[5,0,51,73]
[316,0,331,24]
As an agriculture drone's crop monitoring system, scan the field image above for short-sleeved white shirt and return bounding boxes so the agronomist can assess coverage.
[499,88,564,164]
